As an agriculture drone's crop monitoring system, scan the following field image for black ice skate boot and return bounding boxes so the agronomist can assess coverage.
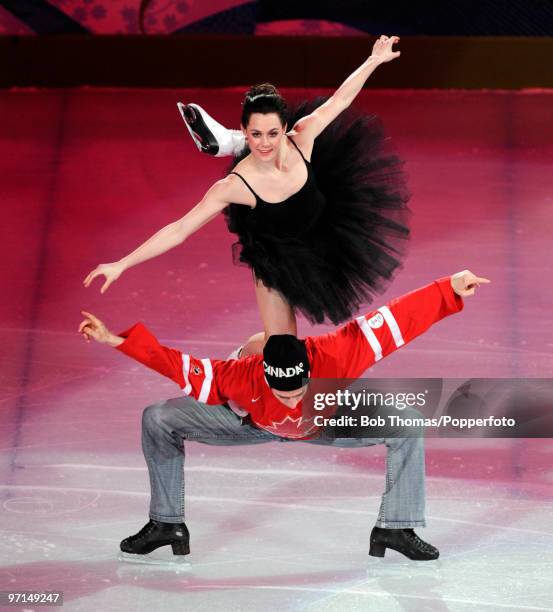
[120,520,190,559]
[369,527,439,561]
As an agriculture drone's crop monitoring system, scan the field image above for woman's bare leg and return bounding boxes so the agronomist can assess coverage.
[254,278,297,339]
[236,281,297,358]
[240,332,265,358]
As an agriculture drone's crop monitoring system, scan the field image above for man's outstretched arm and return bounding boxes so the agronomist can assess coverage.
[78,311,254,405]
[312,270,490,379]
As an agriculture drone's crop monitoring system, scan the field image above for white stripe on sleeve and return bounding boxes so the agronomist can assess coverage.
[378,305,405,348]
[198,358,213,403]
[356,316,383,362]
[182,354,192,396]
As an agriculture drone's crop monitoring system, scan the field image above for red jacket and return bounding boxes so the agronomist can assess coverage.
[117,278,463,439]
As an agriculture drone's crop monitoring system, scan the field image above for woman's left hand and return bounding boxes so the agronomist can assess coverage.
[371,35,401,64]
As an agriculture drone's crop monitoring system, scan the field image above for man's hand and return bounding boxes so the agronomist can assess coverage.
[450,270,490,297]
[78,311,123,347]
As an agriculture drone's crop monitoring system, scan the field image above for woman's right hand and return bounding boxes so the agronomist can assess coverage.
[83,261,125,294]
[370,35,400,64]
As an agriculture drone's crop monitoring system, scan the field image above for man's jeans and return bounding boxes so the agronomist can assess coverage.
[141,397,426,529]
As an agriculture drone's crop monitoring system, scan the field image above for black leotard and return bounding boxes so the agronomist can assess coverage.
[224,98,410,325]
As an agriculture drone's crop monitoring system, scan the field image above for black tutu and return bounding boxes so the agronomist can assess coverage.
[224,98,411,325]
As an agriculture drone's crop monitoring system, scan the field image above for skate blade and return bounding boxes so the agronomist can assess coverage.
[367,556,442,577]
[177,102,206,152]
[118,551,191,569]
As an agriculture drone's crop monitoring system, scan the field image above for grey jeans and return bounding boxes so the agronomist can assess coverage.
[141,397,426,529]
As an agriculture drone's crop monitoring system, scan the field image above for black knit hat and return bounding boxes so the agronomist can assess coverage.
[263,334,310,391]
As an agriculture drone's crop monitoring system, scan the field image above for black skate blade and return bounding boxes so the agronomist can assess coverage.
[118,551,191,569]
[176,102,219,155]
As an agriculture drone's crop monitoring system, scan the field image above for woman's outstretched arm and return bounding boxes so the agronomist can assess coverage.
[83,176,243,293]
[293,35,401,142]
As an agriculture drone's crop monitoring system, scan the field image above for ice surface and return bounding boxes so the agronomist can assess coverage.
[2,87,553,611]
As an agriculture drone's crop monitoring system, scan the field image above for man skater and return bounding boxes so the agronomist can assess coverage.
[79,271,489,562]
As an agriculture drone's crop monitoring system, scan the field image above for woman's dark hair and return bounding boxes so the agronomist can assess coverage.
[241,84,288,128]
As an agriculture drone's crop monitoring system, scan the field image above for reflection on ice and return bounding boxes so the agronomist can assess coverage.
[117,551,192,570]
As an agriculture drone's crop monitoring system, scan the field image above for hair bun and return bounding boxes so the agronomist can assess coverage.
[247,83,278,96]
[245,83,280,103]
[241,83,288,128]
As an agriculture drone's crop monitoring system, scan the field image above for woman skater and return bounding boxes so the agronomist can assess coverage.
[84,36,409,338]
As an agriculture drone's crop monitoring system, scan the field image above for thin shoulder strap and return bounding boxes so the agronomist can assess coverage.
[229,172,258,199]
[287,134,307,162]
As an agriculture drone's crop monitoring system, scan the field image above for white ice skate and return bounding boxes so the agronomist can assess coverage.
[177,102,245,157]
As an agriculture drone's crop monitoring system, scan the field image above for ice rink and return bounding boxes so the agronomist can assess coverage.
[2,88,553,610]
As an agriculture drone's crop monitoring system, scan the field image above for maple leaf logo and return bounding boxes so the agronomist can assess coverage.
[262,415,319,439]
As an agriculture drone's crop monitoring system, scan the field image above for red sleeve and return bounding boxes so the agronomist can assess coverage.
[115,322,250,405]
[311,278,464,378]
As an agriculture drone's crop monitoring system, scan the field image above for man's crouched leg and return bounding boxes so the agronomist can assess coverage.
[371,407,439,560]
[120,397,277,559]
